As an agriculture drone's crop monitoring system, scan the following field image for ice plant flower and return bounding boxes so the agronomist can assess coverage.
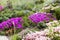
[46,20,60,27]
[0,24,4,30]
[10,17,23,28]
[0,5,4,11]
[0,17,23,30]
[1,21,9,28]
[29,12,56,23]
[23,30,51,40]
[23,25,60,40]
[53,26,60,33]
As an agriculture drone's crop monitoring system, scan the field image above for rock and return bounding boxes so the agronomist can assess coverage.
[0,36,9,40]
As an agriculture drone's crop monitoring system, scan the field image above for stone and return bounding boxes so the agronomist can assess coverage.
[0,36,9,40]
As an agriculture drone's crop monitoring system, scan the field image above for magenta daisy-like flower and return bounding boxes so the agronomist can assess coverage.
[0,17,23,30]
[29,12,56,23]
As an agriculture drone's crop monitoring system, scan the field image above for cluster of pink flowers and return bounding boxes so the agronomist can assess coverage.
[29,12,56,23]
[0,5,4,11]
[46,20,60,27]
[23,26,60,40]
[53,26,60,33]
[23,29,51,40]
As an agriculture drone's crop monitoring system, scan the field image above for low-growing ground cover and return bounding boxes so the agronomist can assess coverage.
[0,0,60,40]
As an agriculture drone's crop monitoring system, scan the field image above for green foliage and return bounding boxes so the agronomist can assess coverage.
[52,36,60,40]
[54,7,60,20]
[0,8,15,22]
[23,15,36,28]
[23,16,30,28]
[14,10,25,17]
[37,22,47,29]
[35,0,44,4]
[11,34,22,40]
[20,3,34,10]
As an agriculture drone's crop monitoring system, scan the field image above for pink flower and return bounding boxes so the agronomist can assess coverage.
[35,31,47,36]
[0,5,4,11]
[39,36,51,40]
[23,30,51,40]
[53,26,60,33]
